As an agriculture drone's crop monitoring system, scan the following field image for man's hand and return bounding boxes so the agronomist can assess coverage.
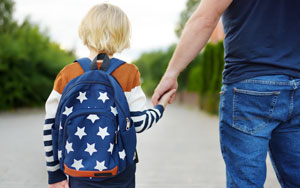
[152,0,232,106]
[152,72,178,106]
[158,89,177,108]
[49,180,69,188]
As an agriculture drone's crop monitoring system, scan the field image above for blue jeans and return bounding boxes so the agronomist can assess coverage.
[219,75,300,188]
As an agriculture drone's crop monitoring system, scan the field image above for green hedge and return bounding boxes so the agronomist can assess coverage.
[187,41,224,114]
[132,46,174,95]
[133,41,224,114]
[0,20,75,110]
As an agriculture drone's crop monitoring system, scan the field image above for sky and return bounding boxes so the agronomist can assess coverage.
[13,0,187,62]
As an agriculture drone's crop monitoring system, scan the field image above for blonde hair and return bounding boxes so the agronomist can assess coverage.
[78,3,131,55]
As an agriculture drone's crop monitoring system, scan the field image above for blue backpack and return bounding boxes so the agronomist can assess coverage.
[52,54,137,180]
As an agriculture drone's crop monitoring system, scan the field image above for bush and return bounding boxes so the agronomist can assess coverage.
[186,41,224,114]
[133,45,175,96]
[133,41,224,114]
[0,19,75,110]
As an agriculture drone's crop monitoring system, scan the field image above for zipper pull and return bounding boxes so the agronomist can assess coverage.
[115,131,118,144]
[126,118,130,130]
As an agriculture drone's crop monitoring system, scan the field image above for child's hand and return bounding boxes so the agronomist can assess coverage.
[49,180,69,188]
[158,89,176,109]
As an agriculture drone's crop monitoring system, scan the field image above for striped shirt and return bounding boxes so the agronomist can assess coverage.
[43,60,164,184]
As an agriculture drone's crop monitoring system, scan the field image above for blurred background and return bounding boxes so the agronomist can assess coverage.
[0,0,225,113]
[0,0,280,187]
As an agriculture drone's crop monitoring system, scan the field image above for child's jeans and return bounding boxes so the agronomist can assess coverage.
[69,163,136,188]
[219,75,300,188]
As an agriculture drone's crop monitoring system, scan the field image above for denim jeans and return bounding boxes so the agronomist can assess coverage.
[219,75,300,188]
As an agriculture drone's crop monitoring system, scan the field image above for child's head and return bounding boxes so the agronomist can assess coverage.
[78,3,131,55]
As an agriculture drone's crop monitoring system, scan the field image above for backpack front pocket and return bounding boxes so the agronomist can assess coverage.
[61,110,121,178]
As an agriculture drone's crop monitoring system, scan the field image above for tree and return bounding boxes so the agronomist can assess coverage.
[175,0,201,38]
[0,0,14,33]
[0,0,75,110]
[133,46,174,95]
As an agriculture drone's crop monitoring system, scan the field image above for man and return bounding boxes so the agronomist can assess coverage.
[152,0,300,187]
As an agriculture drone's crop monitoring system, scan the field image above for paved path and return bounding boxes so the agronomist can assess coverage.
[0,103,280,188]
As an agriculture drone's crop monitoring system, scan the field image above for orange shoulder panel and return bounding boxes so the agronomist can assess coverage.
[111,63,141,92]
[53,61,141,94]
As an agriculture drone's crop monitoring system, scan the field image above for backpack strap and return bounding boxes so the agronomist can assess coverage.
[91,53,110,71]
[74,56,125,74]
[74,58,91,72]
[106,58,126,75]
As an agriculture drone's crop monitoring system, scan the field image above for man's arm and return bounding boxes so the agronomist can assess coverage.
[152,0,232,105]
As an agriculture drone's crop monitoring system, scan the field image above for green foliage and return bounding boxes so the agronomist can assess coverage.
[0,0,14,33]
[134,41,224,114]
[0,0,75,110]
[187,41,224,114]
[133,45,175,95]
[175,0,201,37]
[134,0,224,115]
[133,44,202,96]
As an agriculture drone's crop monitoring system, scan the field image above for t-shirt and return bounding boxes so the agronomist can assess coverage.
[222,0,300,84]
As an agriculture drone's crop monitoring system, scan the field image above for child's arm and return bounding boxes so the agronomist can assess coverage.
[43,74,67,186]
[130,89,175,133]
[126,69,175,133]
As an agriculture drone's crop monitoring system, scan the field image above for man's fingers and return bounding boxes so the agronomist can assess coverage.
[152,92,159,106]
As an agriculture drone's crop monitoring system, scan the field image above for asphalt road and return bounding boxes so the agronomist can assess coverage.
[0,103,280,188]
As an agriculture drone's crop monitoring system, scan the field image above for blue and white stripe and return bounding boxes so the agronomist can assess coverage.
[131,105,164,133]
[43,120,60,170]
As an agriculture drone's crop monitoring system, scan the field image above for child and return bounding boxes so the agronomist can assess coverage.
[43,3,175,188]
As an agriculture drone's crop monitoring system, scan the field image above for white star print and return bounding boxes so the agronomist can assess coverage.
[85,143,97,156]
[97,127,110,140]
[75,127,87,140]
[76,91,88,103]
[87,114,99,124]
[107,143,114,154]
[63,106,73,116]
[119,149,126,160]
[110,106,118,116]
[71,159,84,171]
[65,141,74,154]
[59,122,63,130]
[94,160,107,171]
[98,92,109,103]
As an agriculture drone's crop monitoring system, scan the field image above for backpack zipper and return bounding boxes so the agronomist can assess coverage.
[126,118,130,130]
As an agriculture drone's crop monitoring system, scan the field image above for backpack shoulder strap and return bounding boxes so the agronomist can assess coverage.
[74,58,91,72]
[106,58,126,74]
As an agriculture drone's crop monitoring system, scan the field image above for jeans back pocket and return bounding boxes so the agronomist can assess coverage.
[233,88,280,134]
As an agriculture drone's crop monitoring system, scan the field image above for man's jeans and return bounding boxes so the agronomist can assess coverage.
[219,75,300,188]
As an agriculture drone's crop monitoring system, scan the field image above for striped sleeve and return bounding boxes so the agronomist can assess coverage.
[125,69,165,133]
[131,105,164,133]
[44,82,67,184]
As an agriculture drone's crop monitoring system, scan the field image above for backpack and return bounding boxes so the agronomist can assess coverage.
[51,53,137,180]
